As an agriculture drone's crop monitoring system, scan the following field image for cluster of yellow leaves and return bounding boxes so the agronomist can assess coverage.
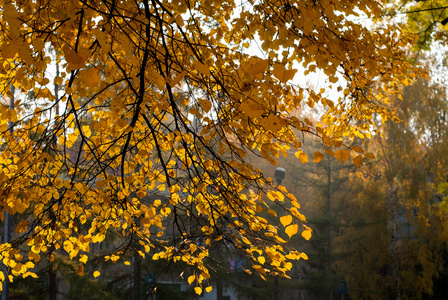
[0,0,415,291]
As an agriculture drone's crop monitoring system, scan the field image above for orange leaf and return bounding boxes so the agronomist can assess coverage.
[80,69,100,88]
[325,148,335,157]
[365,152,375,159]
[335,149,350,162]
[170,70,187,87]
[313,151,324,163]
[322,135,333,147]
[77,265,84,276]
[272,64,297,83]
[193,60,210,76]
[353,155,363,168]
[198,98,212,113]
[247,59,269,76]
[351,145,364,153]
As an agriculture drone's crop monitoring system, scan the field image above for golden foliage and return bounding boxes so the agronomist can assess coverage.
[0,0,415,291]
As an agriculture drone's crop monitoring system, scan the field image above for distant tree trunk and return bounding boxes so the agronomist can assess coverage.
[273,277,279,300]
[387,183,401,300]
[49,50,59,300]
[49,257,57,300]
[327,157,333,300]
[1,84,14,300]
[134,250,141,300]
[217,276,223,300]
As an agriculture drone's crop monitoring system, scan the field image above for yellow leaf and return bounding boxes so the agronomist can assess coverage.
[353,155,363,168]
[68,132,78,144]
[194,287,202,295]
[285,224,298,239]
[300,152,308,163]
[79,255,88,264]
[161,206,171,217]
[313,151,324,163]
[93,271,100,278]
[253,264,266,275]
[23,271,38,279]
[295,151,308,163]
[280,215,292,227]
[257,256,266,265]
[63,240,73,253]
[188,275,195,285]
[206,286,212,293]
[275,191,284,202]
[267,209,277,217]
[301,230,312,240]
[275,236,287,243]
[82,126,92,138]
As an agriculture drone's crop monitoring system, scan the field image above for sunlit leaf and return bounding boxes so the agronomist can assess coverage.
[194,287,202,295]
[301,230,312,241]
[285,224,299,239]
[280,215,292,227]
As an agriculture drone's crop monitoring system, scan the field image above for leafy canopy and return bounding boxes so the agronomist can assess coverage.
[0,0,414,293]
[391,0,448,49]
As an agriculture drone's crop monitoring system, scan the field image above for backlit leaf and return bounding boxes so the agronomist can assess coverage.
[285,224,299,239]
[280,215,292,227]
[295,151,309,163]
[313,151,324,163]
[301,230,312,241]
[194,287,202,295]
